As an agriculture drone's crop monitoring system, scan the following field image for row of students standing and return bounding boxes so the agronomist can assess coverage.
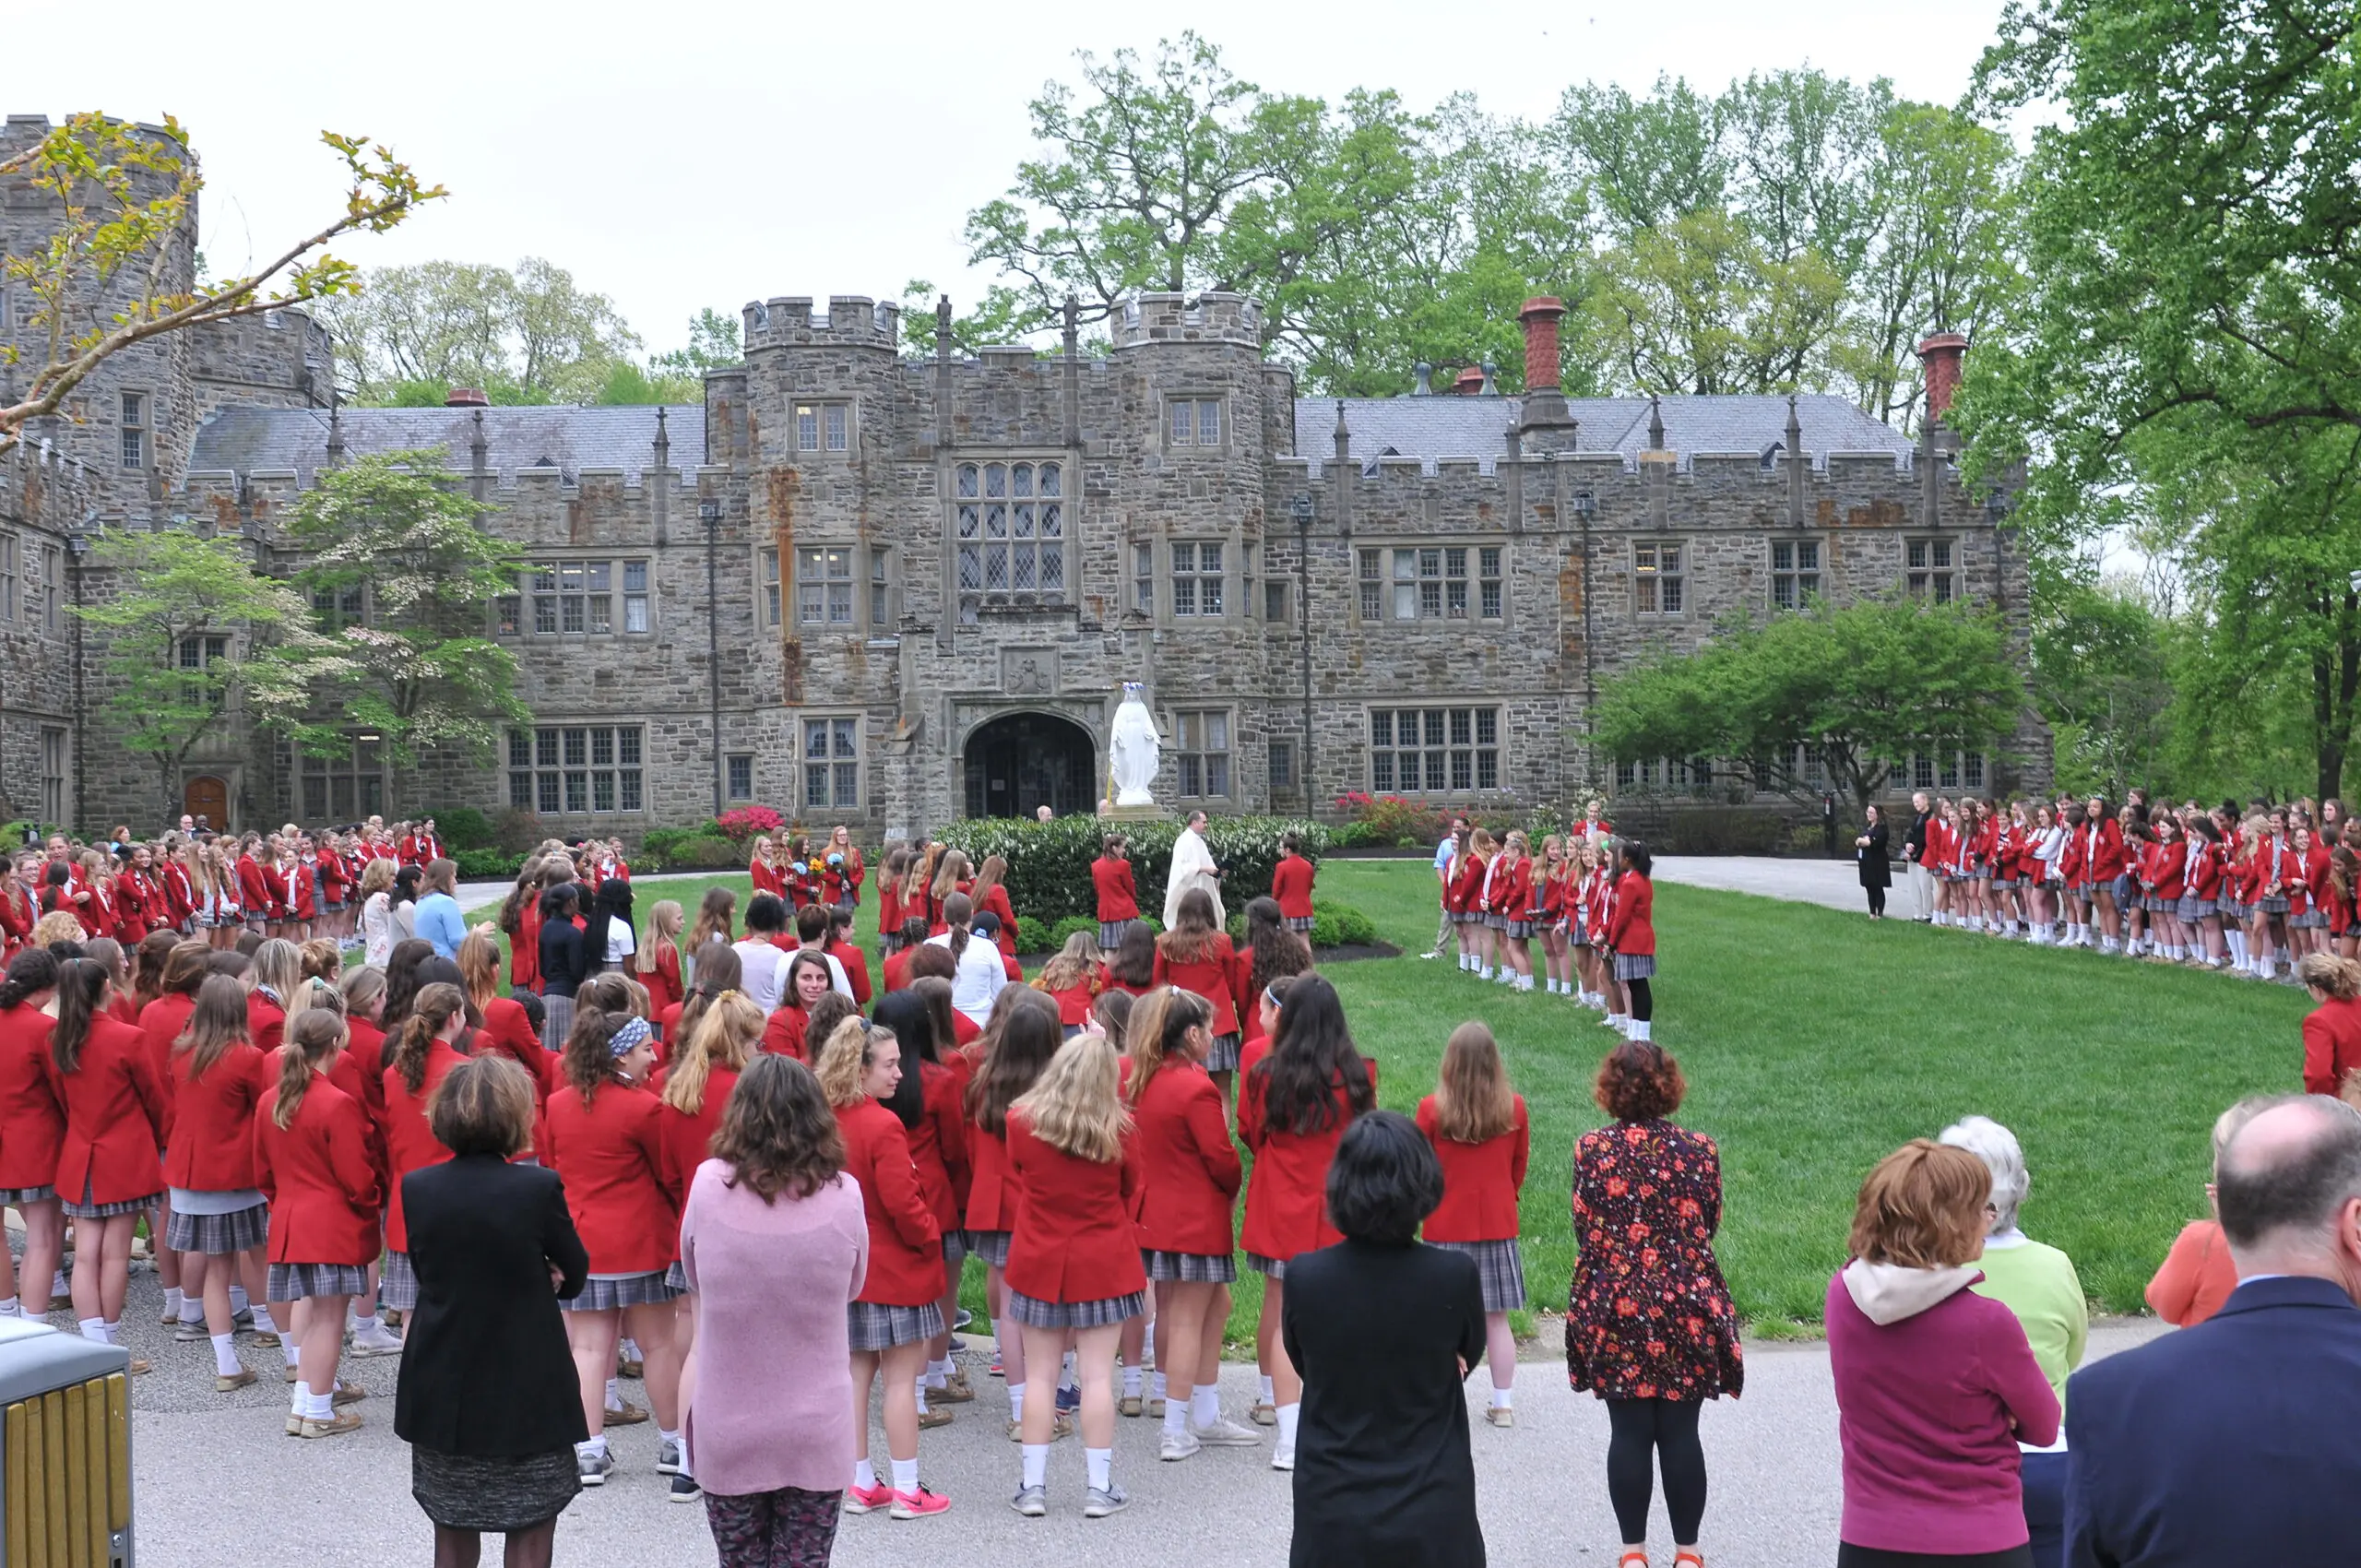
[1434,827,1662,1041]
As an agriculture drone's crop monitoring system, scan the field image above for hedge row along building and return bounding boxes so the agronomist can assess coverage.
[3,113,2046,838]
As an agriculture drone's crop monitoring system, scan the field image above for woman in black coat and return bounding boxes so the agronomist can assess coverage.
[1856,804,1893,919]
[395,1056,588,1568]
[536,883,588,1051]
[1282,1111,1488,1568]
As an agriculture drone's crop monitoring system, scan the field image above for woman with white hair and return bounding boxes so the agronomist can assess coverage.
[1938,1114,2087,1568]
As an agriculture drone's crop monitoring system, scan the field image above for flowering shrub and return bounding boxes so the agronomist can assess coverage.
[1334,792,1451,847]
[715,805,785,843]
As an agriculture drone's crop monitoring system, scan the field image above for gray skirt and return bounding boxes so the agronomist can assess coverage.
[561,1271,680,1312]
[942,1231,967,1264]
[1283,915,1315,935]
[1244,1252,1288,1281]
[1432,1237,1526,1314]
[1204,1032,1242,1074]
[411,1445,580,1532]
[1612,952,1657,981]
[380,1250,421,1311]
[2220,897,2248,920]
[664,1259,690,1293]
[539,992,575,1051]
[1503,920,1536,940]
[164,1202,268,1256]
[2260,896,2291,915]
[62,1189,161,1220]
[2177,895,2214,921]
[848,1299,944,1350]
[267,1262,368,1301]
[1099,920,1142,951]
[1006,1289,1145,1330]
[0,1185,55,1206]
[2294,911,2330,929]
[1142,1249,1236,1285]
[966,1229,1011,1267]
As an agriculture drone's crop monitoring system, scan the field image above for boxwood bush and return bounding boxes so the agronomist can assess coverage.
[932,816,1325,928]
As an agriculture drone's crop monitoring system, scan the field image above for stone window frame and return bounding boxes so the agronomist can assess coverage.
[1905,536,1960,604]
[1169,540,1227,618]
[504,556,654,638]
[868,545,895,635]
[796,543,858,628]
[1367,704,1504,797]
[39,542,59,635]
[1613,756,1715,796]
[0,531,18,622]
[952,457,1071,620]
[1907,749,1986,792]
[313,581,366,633]
[1632,539,1687,618]
[507,722,647,816]
[801,714,862,810]
[725,754,755,802]
[39,726,65,826]
[1163,394,1227,451]
[1167,707,1234,800]
[1355,541,1507,625]
[119,389,148,470]
[1770,537,1823,612]
[793,399,854,455]
[755,543,784,629]
[1268,737,1295,791]
[297,729,390,821]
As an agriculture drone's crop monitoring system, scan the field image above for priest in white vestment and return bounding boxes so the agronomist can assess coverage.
[1163,810,1225,928]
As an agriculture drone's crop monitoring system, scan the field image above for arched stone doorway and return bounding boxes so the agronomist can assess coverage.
[183,774,230,833]
[962,711,1096,819]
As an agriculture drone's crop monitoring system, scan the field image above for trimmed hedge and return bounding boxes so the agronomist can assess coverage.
[454,848,528,880]
[642,829,742,872]
[932,816,1325,929]
[1224,897,1379,949]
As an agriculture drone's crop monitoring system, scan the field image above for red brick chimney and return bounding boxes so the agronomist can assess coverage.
[445,387,490,408]
[1450,366,1486,396]
[1519,297,1565,393]
[1916,333,1968,424]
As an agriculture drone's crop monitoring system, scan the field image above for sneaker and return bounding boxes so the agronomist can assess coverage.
[1118,1394,1143,1417]
[1484,1406,1515,1429]
[1010,1484,1048,1518]
[348,1320,404,1357]
[953,1308,975,1330]
[1192,1416,1263,1446]
[988,1355,1005,1378]
[577,1449,614,1487]
[296,1411,362,1439]
[284,1412,303,1437]
[1055,1384,1081,1414]
[1145,1395,1166,1419]
[668,1474,703,1504]
[1158,1429,1202,1462]
[173,1321,211,1343]
[1083,1483,1128,1519]
[843,1482,894,1515]
[1271,1441,1296,1472]
[1250,1401,1277,1427]
[214,1368,257,1394]
[1419,950,1442,959]
[891,1486,952,1520]
[657,1438,684,1476]
[604,1400,649,1426]
[918,1404,955,1430]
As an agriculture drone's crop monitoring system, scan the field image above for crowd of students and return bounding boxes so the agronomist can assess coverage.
[1900,789,2361,980]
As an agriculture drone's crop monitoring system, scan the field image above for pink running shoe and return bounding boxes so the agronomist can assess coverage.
[843,1482,895,1515]
[891,1486,952,1520]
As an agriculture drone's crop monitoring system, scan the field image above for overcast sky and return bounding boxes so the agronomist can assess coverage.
[28,0,2011,360]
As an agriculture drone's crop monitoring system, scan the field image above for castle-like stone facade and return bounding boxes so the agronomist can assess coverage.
[3,114,2042,837]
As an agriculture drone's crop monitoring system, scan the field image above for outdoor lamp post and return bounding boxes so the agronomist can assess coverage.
[1289,492,1315,807]
[700,497,724,817]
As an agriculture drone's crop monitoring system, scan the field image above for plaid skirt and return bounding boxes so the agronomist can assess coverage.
[1612,952,1657,982]
[1450,909,1481,924]
[1483,913,1507,930]
[1503,919,1536,939]
[664,1259,690,1293]
[848,1299,944,1350]
[267,1262,369,1301]
[561,1271,680,1313]
[1283,915,1315,935]
[1143,1249,1237,1284]
[1006,1289,1144,1330]
[2220,897,2248,920]
[62,1188,160,1220]
[880,932,907,956]
[2177,895,2214,921]
[1100,920,1142,950]
[380,1250,421,1311]
[1992,874,2018,889]
[1244,1252,1288,1281]
[2260,895,2292,915]
[539,992,575,1051]
[2294,911,2330,929]
[943,1231,967,1264]
[1432,1238,1526,1314]
[1204,1032,1242,1074]
[0,1185,55,1206]
[966,1229,1011,1267]
[164,1202,268,1256]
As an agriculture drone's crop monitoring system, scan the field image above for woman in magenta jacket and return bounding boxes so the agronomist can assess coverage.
[1828,1140,2058,1568]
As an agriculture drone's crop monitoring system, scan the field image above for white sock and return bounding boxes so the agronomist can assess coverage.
[575,1434,608,1461]
[1009,1382,1026,1423]
[914,1379,930,1414]
[620,1337,640,1360]
[0,1298,15,1318]
[1121,1364,1142,1398]
[1192,1384,1221,1427]
[1479,966,1494,980]
[162,1288,184,1318]
[1276,1402,1300,1450]
[658,1426,681,1456]
[891,1457,919,1494]
[1142,1323,1154,1365]
[1258,1373,1275,1406]
[231,1285,251,1314]
[926,1358,951,1387]
[854,1457,878,1491]
[179,1297,204,1325]
[1164,1397,1190,1435]
[250,1304,276,1335]
[211,1334,242,1376]
[1022,1443,1049,1489]
[1632,1020,1652,1041]
[1086,1446,1112,1491]
[1491,1385,1513,1408]
[1150,1371,1167,1402]
[78,1317,107,1344]
[99,1320,121,1345]
[305,1385,335,1420]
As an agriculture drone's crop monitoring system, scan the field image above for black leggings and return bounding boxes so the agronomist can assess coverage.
[1625,977,1653,1023]
[1606,1396,1704,1545]
[1866,885,1887,917]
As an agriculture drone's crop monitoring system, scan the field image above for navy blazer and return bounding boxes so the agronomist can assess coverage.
[2064,1276,2361,1567]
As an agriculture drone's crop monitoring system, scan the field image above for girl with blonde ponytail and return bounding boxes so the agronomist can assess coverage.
[654,986,762,1363]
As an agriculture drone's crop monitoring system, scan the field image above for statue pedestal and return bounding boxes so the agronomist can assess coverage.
[1102,802,1172,822]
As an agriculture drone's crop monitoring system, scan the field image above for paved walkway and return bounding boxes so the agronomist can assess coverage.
[1655,855,1884,916]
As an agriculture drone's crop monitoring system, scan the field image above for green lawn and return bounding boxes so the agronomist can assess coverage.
[475,857,2310,1339]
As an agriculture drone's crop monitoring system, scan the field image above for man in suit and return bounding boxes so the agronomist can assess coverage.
[1904,792,1934,921]
[2064,1094,2361,1567]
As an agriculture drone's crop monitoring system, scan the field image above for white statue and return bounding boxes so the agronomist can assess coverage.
[1108,683,1161,807]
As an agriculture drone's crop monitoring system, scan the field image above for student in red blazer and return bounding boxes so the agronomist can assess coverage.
[374,984,469,1324]
[1238,974,1375,1467]
[1606,843,1659,1043]
[749,838,786,900]
[1092,837,1142,950]
[234,840,276,932]
[138,939,208,1107]
[1495,831,1538,992]
[2083,799,2129,951]
[245,939,300,1054]
[544,1009,682,1481]
[1270,836,1317,933]
[971,857,1021,962]
[45,956,168,1364]
[634,900,687,1022]
[654,992,755,1226]
[825,908,872,1007]
[255,1008,382,1436]
[1123,987,1252,1459]
[962,992,1064,1431]
[0,856,36,957]
[1154,888,1242,1099]
[819,1014,952,1518]
[1416,1021,1531,1425]
[1452,834,1492,974]
[872,989,973,1413]
[1004,1026,1145,1515]
[0,951,68,1319]
[161,974,272,1389]
[2298,954,2361,1098]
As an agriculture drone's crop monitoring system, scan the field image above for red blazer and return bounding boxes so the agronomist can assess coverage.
[1607,872,1655,956]
[1093,858,1139,923]
[1496,855,1533,919]
[877,882,904,939]
[828,941,872,1007]
[654,1065,739,1209]
[962,1124,1014,1234]
[344,1018,391,1128]
[640,943,686,1018]
[2150,840,2188,901]
[1231,950,1269,1048]
[109,875,148,944]
[316,854,350,903]
[479,1000,550,1101]
[510,900,543,992]
[1128,1061,1240,1256]
[377,1042,465,1252]
[0,1005,65,1191]
[1041,980,1096,1028]
[822,849,863,907]
[1447,854,1486,915]
[1005,1111,1145,1305]
[978,885,1019,959]
[1415,1093,1529,1243]
[835,1097,941,1306]
[235,854,277,920]
[162,1043,268,1192]
[1155,934,1240,1038]
[1239,1058,1377,1262]
[1271,855,1315,921]
[2303,995,2361,1099]
[0,885,33,955]
[950,1009,980,1047]
[544,1079,677,1276]
[760,1005,810,1061]
[285,862,316,923]
[750,857,785,899]
[2057,829,2086,885]
[138,992,198,1126]
[45,1016,168,1206]
[2084,818,2127,881]
[246,990,287,1056]
[2186,841,2222,900]
[881,946,916,995]
[254,1079,380,1265]
[912,1059,970,1231]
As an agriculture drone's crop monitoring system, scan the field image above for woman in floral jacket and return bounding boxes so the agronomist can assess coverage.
[1566,1040,1741,1568]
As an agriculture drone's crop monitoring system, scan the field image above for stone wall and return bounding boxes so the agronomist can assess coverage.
[0,439,88,827]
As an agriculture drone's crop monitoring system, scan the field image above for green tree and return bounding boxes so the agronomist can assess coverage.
[0,114,437,455]
[1587,208,1846,394]
[71,530,334,818]
[1592,599,2026,816]
[650,307,742,376]
[324,257,640,404]
[280,450,530,788]
[2030,580,2177,800]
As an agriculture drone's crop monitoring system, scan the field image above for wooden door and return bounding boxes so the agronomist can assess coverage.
[183,775,229,832]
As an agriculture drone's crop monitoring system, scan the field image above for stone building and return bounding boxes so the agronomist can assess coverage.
[4,114,2041,837]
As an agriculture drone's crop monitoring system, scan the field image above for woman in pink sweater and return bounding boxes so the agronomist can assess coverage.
[1827,1140,2058,1568]
[679,1054,868,1562]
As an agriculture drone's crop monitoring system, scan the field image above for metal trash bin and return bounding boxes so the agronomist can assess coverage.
[0,1316,133,1566]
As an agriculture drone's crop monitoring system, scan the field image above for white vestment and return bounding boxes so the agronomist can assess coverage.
[1163,826,1224,929]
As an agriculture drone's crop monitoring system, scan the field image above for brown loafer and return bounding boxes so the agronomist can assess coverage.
[605,1401,650,1426]
[296,1411,362,1439]
[215,1368,258,1394]
[917,1404,955,1429]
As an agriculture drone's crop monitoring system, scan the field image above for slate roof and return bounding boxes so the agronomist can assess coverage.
[1291,393,1914,471]
[187,405,706,486]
